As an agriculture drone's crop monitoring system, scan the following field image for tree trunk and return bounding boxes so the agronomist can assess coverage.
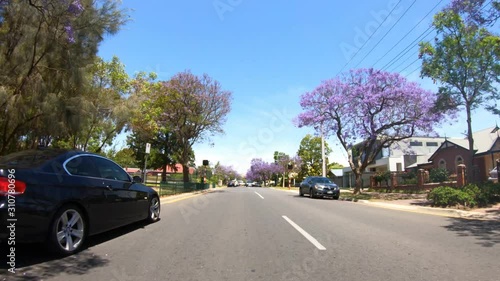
[162,164,167,182]
[465,104,475,184]
[353,172,363,194]
[182,164,190,183]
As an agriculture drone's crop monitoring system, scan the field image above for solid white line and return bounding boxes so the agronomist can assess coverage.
[282,216,326,250]
[254,192,264,199]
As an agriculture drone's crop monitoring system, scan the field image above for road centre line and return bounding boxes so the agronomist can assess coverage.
[254,192,264,199]
[282,216,326,251]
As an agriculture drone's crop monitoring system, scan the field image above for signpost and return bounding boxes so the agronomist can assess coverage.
[143,143,151,181]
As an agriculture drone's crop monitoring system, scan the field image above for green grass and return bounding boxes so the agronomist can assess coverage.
[340,193,373,201]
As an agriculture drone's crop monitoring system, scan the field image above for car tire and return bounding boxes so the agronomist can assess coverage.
[147,196,161,223]
[299,187,304,196]
[309,189,314,199]
[333,195,339,200]
[48,204,87,256]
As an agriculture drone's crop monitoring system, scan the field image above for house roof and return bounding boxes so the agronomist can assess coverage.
[428,126,500,161]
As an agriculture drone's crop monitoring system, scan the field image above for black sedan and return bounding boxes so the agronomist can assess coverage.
[299,176,340,199]
[0,148,160,255]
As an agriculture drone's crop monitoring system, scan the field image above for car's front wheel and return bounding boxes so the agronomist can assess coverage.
[48,205,86,256]
[309,189,315,199]
[147,196,161,223]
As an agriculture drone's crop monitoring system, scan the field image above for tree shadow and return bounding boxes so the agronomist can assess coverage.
[0,220,152,280]
[443,218,500,247]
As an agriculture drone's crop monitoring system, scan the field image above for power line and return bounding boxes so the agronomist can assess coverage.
[371,0,444,68]
[405,64,421,78]
[334,0,403,77]
[353,0,417,69]
[380,25,434,71]
[399,57,420,73]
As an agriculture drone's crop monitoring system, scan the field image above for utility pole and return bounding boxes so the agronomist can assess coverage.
[321,123,326,177]
[144,143,151,182]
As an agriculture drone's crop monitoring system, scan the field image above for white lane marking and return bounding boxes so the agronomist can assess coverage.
[254,192,264,199]
[282,216,326,250]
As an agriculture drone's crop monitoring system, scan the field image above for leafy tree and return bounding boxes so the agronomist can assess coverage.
[297,68,442,194]
[296,134,333,181]
[142,71,232,183]
[0,0,128,154]
[246,158,280,185]
[111,147,136,168]
[127,72,181,182]
[419,9,500,182]
[447,0,499,27]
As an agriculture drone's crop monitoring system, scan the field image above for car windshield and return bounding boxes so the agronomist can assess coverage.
[312,177,332,184]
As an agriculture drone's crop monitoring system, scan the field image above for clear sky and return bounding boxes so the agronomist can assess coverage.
[98,0,498,175]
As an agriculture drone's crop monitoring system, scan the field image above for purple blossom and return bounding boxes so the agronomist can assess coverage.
[447,0,499,27]
[296,68,445,157]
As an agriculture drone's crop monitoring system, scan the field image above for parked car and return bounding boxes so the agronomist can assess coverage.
[299,176,339,199]
[0,148,160,255]
[237,180,245,186]
[227,180,237,187]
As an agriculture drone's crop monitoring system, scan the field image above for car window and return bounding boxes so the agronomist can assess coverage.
[91,156,131,182]
[65,156,100,178]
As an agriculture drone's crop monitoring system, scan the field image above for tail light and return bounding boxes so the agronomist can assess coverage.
[0,177,27,196]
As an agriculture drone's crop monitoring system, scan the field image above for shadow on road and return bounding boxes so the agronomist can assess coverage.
[0,220,151,280]
[443,218,500,247]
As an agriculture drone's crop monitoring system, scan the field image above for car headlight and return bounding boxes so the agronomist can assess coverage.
[314,185,324,190]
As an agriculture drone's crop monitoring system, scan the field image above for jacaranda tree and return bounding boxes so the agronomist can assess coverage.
[296,68,443,194]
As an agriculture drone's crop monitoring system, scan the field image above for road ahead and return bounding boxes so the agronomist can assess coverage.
[2,187,499,281]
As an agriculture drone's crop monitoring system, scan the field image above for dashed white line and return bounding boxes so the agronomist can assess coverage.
[282,216,326,250]
[254,192,264,199]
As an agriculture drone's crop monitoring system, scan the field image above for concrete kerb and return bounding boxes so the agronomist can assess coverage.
[271,187,499,220]
[357,200,500,221]
[158,187,223,204]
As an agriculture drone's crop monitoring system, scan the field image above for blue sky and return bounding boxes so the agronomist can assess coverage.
[98,0,498,175]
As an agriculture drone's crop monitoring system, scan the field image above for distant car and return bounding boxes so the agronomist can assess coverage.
[0,148,160,256]
[237,180,244,186]
[253,182,262,187]
[299,176,339,199]
[245,181,255,187]
[227,180,237,187]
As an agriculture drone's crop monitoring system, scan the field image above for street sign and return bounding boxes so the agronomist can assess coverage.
[145,143,151,154]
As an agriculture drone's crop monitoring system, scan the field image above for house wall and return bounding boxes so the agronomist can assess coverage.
[430,146,470,175]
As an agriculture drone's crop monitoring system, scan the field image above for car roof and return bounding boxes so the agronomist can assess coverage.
[0,148,89,169]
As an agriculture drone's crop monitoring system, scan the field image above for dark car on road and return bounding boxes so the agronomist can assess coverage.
[299,176,340,199]
[0,148,160,255]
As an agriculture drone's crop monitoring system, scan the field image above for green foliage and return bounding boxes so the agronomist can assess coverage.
[0,0,129,155]
[374,171,391,184]
[296,134,333,180]
[429,183,500,208]
[429,168,449,183]
[428,186,476,207]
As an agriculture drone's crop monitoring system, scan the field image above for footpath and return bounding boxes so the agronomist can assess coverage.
[272,187,500,221]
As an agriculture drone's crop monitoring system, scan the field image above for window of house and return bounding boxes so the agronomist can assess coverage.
[438,159,446,169]
[426,142,438,146]
[410,141,423,146]
[455,156,464,166]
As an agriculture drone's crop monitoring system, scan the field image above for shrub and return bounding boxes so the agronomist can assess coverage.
[427,186,476,208]
[429,168,449,183]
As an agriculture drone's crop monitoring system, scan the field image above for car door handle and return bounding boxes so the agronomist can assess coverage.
[105,185,113,191]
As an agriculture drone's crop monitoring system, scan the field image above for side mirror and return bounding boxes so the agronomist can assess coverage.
[132,176,143,183]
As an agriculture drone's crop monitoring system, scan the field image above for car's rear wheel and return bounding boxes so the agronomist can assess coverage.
[147,196,161,223]
[48,205,86,256]
[333,195,339,200]
[299,187,304,196]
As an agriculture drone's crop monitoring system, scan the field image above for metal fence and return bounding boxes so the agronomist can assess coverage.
[155,181,212,196]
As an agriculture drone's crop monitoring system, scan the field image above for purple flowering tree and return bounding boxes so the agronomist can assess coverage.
[246,158,281,185]
[447,0,499,27]
[144,71,232,183]
[296,68,443,194]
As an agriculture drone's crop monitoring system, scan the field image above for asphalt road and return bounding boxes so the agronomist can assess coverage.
[1,187,499,281]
